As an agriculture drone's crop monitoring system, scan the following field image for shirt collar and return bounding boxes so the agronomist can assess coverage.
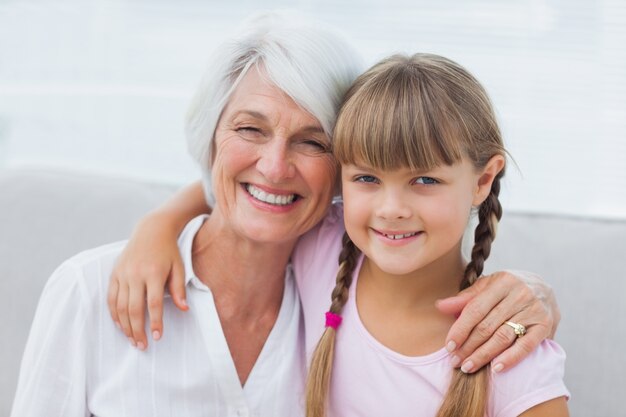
[177,214,211,292]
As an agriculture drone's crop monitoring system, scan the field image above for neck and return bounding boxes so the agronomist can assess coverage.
[355,242,466,356]
[191,214,296,320]
[190,212,297,386]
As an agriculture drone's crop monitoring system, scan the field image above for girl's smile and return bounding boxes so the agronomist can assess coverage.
[371,228,424,246]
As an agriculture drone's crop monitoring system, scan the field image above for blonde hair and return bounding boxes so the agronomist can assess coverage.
[306,53,506,417]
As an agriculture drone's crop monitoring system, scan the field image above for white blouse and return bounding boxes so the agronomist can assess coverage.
[11,216,305,417]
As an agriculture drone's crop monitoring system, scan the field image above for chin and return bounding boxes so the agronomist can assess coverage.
[373,258,420,276]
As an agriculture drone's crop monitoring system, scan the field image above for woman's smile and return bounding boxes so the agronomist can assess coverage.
[244,183,299,207]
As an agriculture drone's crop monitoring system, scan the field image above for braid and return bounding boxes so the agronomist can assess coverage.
[306,232,360,417]
[461,172,503,289]
[438,172,503,417]
[329,232,359,313]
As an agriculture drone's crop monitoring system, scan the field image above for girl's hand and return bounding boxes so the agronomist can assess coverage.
[436,270,560,374]
[107,181,209,349]
[107,212,188,350]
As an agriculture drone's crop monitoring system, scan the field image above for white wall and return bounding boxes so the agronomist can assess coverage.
[1,0,625,219]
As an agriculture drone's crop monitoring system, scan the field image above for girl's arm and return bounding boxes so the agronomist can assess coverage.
[107,181,209,350]
[437,271,560,374]
[518,397,569,416]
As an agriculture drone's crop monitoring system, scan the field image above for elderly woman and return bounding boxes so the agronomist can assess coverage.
[12,12,558,417]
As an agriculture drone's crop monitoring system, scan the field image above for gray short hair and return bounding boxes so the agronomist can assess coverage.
[184,11,364,204]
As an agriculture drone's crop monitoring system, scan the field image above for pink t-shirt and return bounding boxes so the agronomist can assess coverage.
[293,204,569,417]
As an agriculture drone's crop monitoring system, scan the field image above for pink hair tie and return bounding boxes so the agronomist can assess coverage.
[325,311,343,329]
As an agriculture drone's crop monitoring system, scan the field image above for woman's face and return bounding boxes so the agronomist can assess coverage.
[209,68,338,245]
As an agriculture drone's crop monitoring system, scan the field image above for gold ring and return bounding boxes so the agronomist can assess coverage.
[504,321,527,338]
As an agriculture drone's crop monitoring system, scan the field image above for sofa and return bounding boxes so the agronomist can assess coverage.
[1,168,624,416]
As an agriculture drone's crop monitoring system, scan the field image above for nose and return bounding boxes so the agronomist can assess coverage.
[256,137,296,183]
[375,188,413,220]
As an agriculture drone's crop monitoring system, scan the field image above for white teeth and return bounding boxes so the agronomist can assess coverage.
[385,232,418,240]
[246,184,296,206]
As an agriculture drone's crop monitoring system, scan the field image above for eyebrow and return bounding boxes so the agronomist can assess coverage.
[233,110,325,135]
[234,110,268,121]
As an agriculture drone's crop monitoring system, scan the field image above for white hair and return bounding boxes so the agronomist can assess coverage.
[184,11,364,204]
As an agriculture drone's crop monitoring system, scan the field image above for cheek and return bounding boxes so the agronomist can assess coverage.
[210,139,255,200]
[430,193,473,235]
[214,138,255,172]
[341,187,370,238]
[304,156,339,199]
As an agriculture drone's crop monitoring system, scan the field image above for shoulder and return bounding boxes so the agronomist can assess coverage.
[42,241,127,306]
[489,340,569,417]
[292,202,345,275]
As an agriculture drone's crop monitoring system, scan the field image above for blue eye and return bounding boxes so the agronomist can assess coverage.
[355,175,379,184]
[414,176,438,185]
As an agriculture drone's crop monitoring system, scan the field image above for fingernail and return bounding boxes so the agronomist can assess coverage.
[492,363,504,373]
[461,361,474,373]
[181,298,189,310]
[152,330,161,341]
[450,355,461,367]
[128,337,137,347]
[137,341,146,351]
[446,341,456,352]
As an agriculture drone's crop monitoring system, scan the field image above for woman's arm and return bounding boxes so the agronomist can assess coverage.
[437,271,560,373]
[107,180,209,349]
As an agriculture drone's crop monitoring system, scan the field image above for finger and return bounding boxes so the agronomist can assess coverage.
[146,282,164,341]
[458,320,519,373]
[491,325,547,372]
[128,282,147,350]
[168,260,188,312]
[116,281,134,345]
[435,290,473,317]
[443,279,507,352]
[107,276,121,329]
[452,282,534,361]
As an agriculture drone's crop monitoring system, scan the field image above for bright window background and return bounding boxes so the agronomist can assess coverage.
[1,0,625,219]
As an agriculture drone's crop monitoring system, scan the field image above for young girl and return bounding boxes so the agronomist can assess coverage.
[299,54,569,416]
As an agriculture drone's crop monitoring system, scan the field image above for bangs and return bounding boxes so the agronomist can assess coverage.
[333,56,465,171]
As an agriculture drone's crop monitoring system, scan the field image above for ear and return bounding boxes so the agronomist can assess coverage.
[472,155,505,206]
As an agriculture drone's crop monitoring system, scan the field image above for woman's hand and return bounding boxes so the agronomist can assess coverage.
[436,270,560,374]
[107,212,188,350]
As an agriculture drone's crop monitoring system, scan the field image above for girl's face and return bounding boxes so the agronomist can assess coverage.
[341,156,503,277]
